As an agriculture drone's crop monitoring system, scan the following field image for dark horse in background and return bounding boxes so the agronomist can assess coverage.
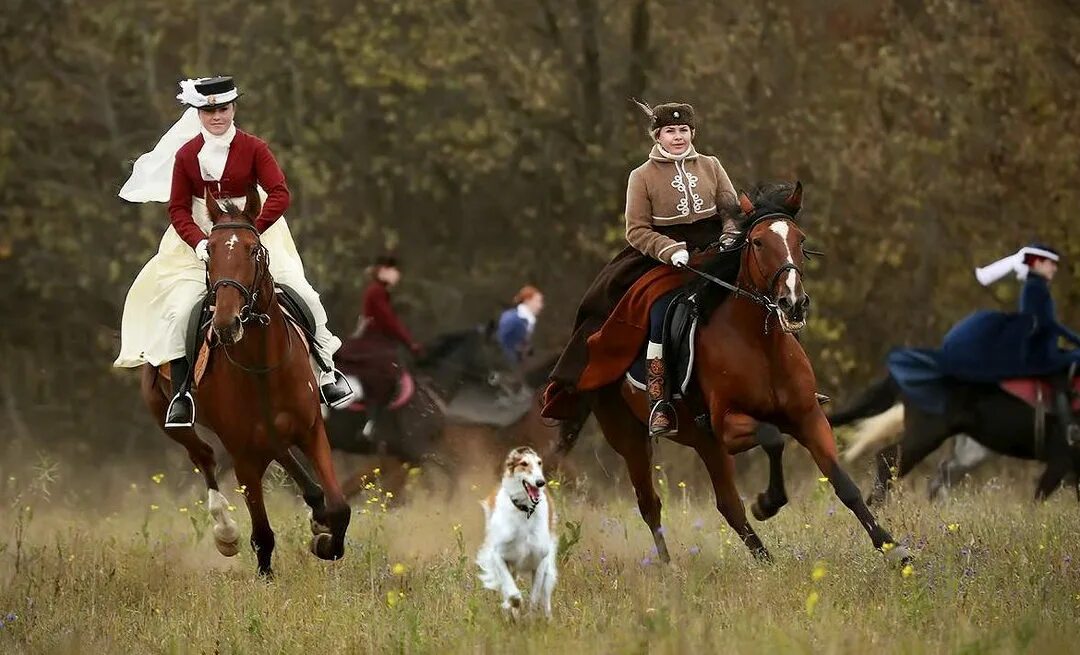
[559,183,910,565]
[141,189,350,577]
[831,372,1080,503]
[324,325,513,497]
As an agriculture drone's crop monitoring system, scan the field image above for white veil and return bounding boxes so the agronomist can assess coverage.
[118,107,201,203]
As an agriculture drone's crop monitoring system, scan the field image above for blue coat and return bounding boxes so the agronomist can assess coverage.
[496,307,534,365]
[940,275,1080,382]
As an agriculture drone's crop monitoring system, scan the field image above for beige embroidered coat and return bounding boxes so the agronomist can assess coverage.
[624,144,738,263]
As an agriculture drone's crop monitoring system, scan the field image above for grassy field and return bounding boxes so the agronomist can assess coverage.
[0,445,1078,655]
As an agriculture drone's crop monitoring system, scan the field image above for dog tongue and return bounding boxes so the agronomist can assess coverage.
[524,482,540,503]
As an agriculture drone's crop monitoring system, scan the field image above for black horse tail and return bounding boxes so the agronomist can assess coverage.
[829,373,901,427]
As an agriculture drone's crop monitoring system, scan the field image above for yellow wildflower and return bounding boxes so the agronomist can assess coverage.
[391,563,407,576]
[901,564,915,578]
[811,562,827,582]
[149,504,159,511]
[151,473,165,484]
[179,507,188,513]
[677,481,687,489]
[805,590,820,616]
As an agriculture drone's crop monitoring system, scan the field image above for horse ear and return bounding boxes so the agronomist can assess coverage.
[205,189,222,224]
[784,181,803,213]
[244,186,262,223]
[738,191,754,216]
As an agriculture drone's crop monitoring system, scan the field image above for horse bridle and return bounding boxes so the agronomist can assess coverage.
[206,222,294,374]
[207,222,271,327]
[682,213,813,334]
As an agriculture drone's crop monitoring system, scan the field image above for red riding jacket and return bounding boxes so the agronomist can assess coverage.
[168,130,291,248]
[363,282,415,347]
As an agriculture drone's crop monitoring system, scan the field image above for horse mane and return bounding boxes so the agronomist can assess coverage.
[690,182,802,318]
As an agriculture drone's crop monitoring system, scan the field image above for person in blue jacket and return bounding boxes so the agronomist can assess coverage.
[944,243,1080,443]
[496,286,544,366]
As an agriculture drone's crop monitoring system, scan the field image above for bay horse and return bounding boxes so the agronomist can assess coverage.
[141,188,350,577]
[831,373,1080,503]
[582,182,909,564]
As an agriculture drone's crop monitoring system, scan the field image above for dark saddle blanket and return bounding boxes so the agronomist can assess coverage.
[627,292,698,397]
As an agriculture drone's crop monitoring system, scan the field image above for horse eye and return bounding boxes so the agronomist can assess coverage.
[752,238,763,248]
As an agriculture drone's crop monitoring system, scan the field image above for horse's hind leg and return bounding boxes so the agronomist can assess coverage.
[869,416,947,505]
[235,459,275,577]
[141,365,239,556]
[794,410,911,564]
[695,438,769,561]
[591,386,670,563]
[750,423,788,521]
[300,418,351,561]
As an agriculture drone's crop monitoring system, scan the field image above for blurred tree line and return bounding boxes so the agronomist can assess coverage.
[2,0,1079,453]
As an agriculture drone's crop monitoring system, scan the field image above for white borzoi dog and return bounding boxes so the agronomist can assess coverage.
[476,446,557,619]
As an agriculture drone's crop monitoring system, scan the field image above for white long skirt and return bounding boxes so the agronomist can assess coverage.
[113,197,341,368]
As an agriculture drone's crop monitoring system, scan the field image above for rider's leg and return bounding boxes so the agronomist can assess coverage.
[647,291,677,438]
[162,285,207,429]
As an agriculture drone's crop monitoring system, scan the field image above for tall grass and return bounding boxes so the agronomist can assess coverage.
[0,452,1077,654]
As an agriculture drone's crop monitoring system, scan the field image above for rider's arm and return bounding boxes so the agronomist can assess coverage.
[252,139,291,234]
[710,156,738,217]
[497,314,528,362]
[1019,276,1080,346]
[366,284,415,347]
[168,154,209,249]
[624,168,685,264]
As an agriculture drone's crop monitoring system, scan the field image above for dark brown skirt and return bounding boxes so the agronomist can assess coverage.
[550,217,726,388]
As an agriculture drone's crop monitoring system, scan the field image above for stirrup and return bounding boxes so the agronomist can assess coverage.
[320,372,355,410]
[815,392,831,406]
[164,391,196,428]
[648,400,678,438]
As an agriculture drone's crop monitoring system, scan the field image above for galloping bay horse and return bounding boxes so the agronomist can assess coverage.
[584,182,910,565]
[141,188,350,577]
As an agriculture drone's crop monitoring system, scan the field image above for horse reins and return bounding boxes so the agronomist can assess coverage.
[206,221,295,375]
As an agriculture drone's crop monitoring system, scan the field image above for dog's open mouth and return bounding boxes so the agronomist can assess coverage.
[522,480,541,504]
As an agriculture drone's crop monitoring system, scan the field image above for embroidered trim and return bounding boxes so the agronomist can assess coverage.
[657,241,687,257]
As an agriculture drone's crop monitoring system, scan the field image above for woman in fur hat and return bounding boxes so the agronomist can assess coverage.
[544,100,739,437]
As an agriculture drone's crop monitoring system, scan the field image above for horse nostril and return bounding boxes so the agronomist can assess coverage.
[777,296,793,310]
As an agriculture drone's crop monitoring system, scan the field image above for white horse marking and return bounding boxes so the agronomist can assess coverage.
[768,221,799,299]
[225,234,239,252]
[208,488,240,557]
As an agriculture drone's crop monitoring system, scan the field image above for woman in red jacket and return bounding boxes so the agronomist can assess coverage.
[337,255,421,412]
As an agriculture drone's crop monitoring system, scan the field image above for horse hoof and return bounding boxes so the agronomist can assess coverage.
[258,567,275,580]
[215,538,240,557]
[884,544,913,566]
[310,532,341,561]
[310,518,332,536]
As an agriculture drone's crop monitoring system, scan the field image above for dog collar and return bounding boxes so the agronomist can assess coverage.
[512,497,539,518]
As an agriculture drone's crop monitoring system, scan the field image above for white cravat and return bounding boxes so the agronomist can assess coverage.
[197,123,236,182]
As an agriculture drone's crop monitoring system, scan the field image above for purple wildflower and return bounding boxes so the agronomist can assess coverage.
[641,556,653,567]
[826,505,835,516]
[692,518,705,530]
[656,526,666,536]
[689,546,701,556]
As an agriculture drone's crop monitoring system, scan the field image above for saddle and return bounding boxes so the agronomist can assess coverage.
[340,371,416,414]
[999,374,1080,412]
[627,292,698,397]
[161,290,313,388]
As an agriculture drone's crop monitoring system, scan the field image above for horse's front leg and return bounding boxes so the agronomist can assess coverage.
[792,409,912,564]
[300,416,352,561]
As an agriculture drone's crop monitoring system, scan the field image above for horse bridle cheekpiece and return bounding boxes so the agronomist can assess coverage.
[208,222,271,326]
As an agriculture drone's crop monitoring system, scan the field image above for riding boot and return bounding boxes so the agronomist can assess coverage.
[164,357,196,428]
[646,356,677,438]
[1052,374,1079,447]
